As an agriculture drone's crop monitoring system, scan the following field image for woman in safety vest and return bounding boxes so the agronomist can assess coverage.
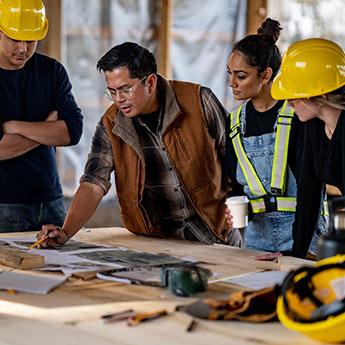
[265,37,345,259]
[225,19,327,257]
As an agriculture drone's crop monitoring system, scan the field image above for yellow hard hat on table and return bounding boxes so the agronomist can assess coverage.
[272,38,345,100]
[0,0,48,41]
[277,254,345,343]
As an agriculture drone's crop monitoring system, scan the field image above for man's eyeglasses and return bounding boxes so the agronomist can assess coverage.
[104,75,148,101]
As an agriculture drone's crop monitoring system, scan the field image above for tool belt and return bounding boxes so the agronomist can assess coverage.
[182,286,278,322]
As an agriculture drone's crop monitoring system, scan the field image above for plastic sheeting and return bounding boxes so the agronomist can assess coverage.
[172,0,246,108]
[60,0,246,196]
[268,0,345,51]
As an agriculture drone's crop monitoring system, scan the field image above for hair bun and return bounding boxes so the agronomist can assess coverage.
[257,18,282,43]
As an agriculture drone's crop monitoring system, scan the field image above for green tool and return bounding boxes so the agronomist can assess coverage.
[160,264,211,297]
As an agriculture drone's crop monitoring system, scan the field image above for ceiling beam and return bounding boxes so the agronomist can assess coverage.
[157,0,173,78]
[39,0,62,60]
[246,0,267,35]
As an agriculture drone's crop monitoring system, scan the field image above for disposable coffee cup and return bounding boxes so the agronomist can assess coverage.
[225,196,249,229]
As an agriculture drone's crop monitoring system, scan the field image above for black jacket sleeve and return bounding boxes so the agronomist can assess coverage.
[291,120,324,258]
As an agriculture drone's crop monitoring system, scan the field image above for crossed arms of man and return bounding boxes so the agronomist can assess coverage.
[0,110,70,160]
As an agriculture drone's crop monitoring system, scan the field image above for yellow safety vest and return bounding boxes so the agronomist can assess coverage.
[230,101,296,214]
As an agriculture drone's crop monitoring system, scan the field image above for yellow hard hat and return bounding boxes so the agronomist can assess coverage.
[0,0,48,41]
[272,38,345,100]
[277,254,345,343]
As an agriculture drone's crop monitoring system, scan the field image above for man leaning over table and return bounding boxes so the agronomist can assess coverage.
[37,42,240,248]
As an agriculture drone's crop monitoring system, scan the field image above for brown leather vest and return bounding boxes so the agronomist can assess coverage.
[102,80,230,241]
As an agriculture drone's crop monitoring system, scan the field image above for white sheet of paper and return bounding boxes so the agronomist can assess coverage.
[0,271,67,294]
[223,270,288,290]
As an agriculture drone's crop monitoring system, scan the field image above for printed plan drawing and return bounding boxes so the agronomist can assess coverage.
[0,235,187,277]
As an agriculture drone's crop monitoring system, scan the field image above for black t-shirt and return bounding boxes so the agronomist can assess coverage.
[134,78,165,134]
[0,53,83,204]
[136,111,160,133]
[241,100,283,136]
[308,114,345,192]
[292,112,345,257]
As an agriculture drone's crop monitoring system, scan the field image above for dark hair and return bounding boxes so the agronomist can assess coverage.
[96,42,157,79]
[232,18,282,80]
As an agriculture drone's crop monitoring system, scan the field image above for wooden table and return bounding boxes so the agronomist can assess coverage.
[0,228,326,345]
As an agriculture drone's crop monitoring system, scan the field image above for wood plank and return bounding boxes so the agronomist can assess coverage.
[246,0,267,35]
[0,313,115,345]
[0,229,320,345]
[157,0,173,78]
[38,0,61,60]
[75,312,320,345]
[0,301,322,345]
[254,255,314,272]
[74,228,312,277]
[0,248,44,270]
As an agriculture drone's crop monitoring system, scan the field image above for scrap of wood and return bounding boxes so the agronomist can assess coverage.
[72,271,98,281]
[0,248,44,270]
[255,256,314,272]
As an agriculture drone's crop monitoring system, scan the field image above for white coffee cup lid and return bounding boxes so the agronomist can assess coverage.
[226,195,249,205]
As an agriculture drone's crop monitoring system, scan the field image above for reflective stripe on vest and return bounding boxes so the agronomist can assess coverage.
[230,101,295,213]
[322,200,329,216]
[230,105,266,197]
[270,101,294,195]
[250,196,328,215]
[250,197,296,214]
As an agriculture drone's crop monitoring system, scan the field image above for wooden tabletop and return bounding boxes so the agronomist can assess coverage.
[0,227,327,345]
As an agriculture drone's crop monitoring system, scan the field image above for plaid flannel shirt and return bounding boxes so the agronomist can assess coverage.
[80,86,237,245]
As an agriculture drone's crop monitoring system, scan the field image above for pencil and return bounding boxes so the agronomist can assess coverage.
[28,227,61,250]
[28,235,49,250]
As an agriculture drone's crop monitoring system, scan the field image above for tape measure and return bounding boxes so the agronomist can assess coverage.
[160,264,211,297]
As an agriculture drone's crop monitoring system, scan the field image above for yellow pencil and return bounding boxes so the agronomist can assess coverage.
[28,235,49,250]
[28,227,61,250]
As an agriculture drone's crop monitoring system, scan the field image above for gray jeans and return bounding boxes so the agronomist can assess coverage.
[0,197,66,233]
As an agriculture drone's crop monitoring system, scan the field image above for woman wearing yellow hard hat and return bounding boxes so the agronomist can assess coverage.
[270,38,345,259]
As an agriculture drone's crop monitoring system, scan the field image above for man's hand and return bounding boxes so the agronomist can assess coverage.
[2,120,19,135]
[36,224,69,249]
[225,207,234,230]
[305,252,316,261]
